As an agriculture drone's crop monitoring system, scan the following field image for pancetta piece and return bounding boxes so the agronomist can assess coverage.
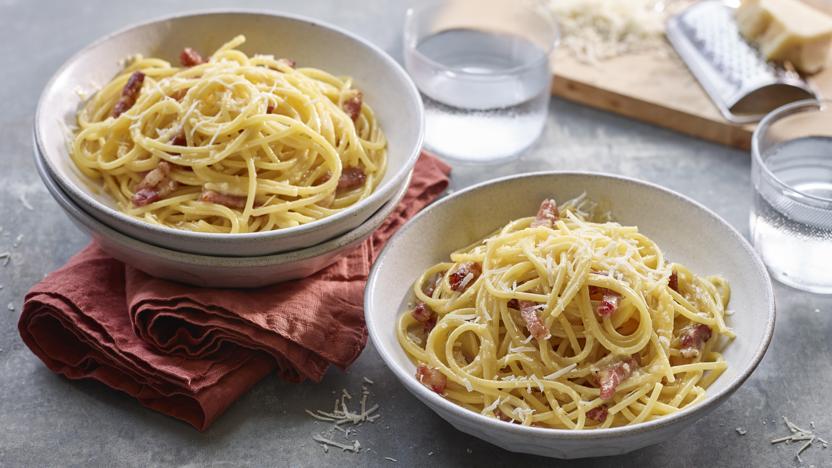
[678,324,712,358]
[597,357,639,400]
[595,292,621,317]
[112,71,145,117]
[342,90,363,121]
[336,167,366,193]
[668,271,679,292]
[415,364,447,394]
[520,302,550,341]
[131,161,178,207]
[179,47,205,67]
[199,190,247,210]
[448,262,482,292]
[586,404,608,423]
[530,199,559,228]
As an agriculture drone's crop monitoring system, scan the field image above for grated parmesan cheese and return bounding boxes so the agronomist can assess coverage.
[543,363,577,381]
[307,382,381,455]
[770,416,829,463]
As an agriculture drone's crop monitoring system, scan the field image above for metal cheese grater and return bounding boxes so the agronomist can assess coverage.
[666,0,818,124]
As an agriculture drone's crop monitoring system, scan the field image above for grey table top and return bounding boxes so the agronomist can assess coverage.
[1,1,830,467]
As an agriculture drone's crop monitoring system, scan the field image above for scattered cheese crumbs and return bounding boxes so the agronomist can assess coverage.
[770,416,829,463]
[13,234,23,248]
[312,434,360,453]
[0,252,10,266]
[384,457,398,462]
[307,382,381,455]
[428,451,434,456]
[7,302,15,311]
[544,363,577,381]
[363,377,374,385]
[736,427,747,435]
[19,193,33,211]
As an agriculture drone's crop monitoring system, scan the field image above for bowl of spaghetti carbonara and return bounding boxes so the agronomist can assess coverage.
[365,172,774,459]
[34,11,422,256]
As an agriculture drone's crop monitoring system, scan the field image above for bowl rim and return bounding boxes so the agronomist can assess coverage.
[35,142,412,267]
[365,170,776,440]
[33,8,424,243]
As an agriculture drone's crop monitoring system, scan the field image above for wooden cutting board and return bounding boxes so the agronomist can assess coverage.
[550,31,832,150]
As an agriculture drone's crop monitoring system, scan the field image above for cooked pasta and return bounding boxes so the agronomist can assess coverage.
[397,195,733,429]
[70,35,387,233]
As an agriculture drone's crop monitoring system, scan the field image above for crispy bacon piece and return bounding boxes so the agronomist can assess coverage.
[131,161,178,207]
[112,71,145,117]
[411,302,433,323]
[179,47,204,67]
[200,190,247,210]
[668,271,679,292]
[595,292,621,317]
[520,302,550,341]
[266,104,275,114]
[336,167,366,193]
[678,324,712,358]
[507,298,520,309]
[448,262,482,292]
[416,364,446,394]
[597,357,639,400]
[530,198,559,228]
[342,90,363,121]
[586,404,608,423]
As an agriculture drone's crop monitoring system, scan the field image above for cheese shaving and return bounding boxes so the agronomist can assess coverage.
[543,363,577,381]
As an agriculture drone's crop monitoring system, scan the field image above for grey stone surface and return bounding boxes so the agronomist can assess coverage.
[1,0,830,467]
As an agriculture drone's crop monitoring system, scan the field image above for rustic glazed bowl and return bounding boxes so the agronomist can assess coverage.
[37,151,410,288]
[34,10,423,257]
[365,172,775,459]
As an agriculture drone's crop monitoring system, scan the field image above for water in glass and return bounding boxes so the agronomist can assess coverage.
[751,136,832,294]
[405,28,551,162]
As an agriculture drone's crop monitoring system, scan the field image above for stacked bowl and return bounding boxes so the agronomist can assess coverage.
[33,11,424,288]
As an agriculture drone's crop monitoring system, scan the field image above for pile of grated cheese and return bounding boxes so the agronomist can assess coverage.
[547,0,677,63]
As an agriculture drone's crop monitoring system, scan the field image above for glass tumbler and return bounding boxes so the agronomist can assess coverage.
[750,99,832,294]
[403,0,559,163]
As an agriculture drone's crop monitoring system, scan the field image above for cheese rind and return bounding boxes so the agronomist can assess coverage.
[736,0,832,74]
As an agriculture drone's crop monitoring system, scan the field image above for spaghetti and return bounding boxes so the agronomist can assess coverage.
[70,35,387,233]
[397,196,733,429]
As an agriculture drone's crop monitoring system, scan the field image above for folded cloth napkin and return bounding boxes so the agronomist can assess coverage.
[19,153,451,431]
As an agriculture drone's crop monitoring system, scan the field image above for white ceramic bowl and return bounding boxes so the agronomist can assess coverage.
[34,10,423,257]
[365,172,775,459]
[37,150,410,288]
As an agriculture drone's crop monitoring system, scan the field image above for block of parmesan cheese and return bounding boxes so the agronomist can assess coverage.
[736,0,832,74]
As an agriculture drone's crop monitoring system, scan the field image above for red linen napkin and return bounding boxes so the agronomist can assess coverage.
[19,153,451,431]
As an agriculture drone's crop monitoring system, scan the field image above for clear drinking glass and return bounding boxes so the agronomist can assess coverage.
[750,99,832,294]
[403,0,558,163]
